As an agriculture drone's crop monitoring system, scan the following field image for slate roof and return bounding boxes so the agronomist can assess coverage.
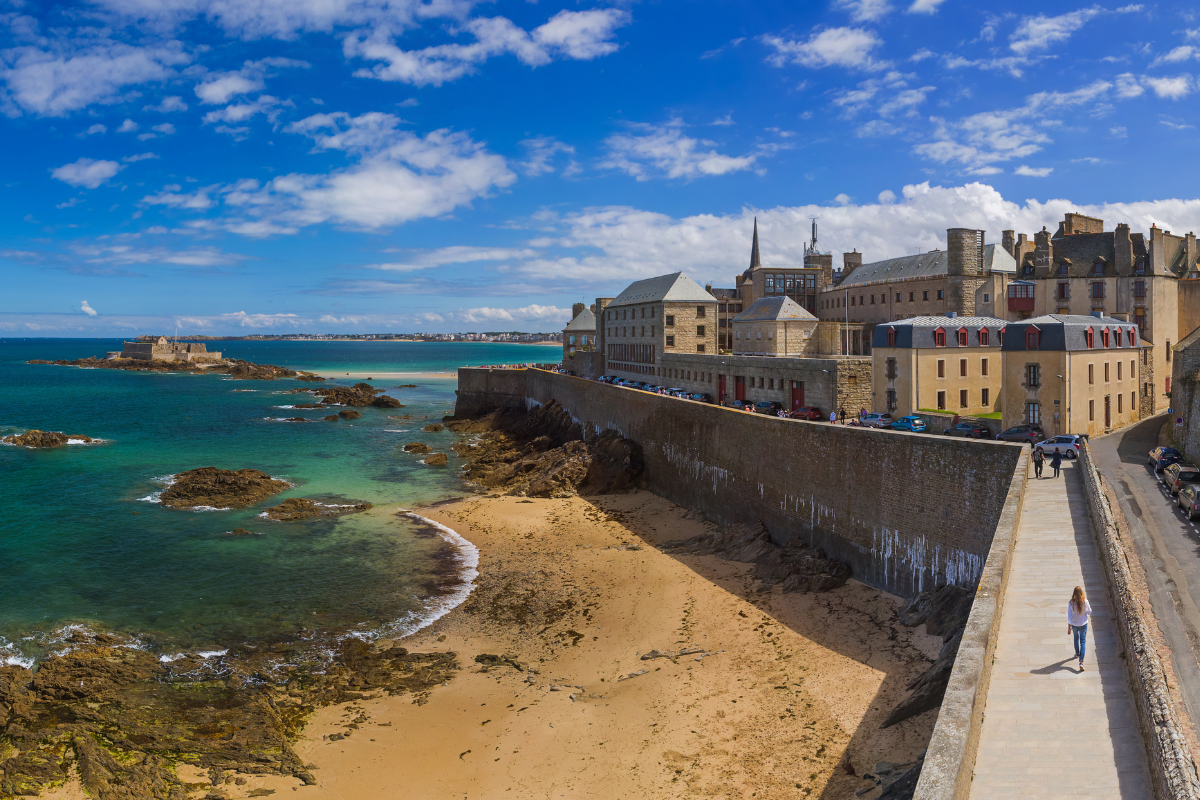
[733,296,816,323]
[563,307,596,333]
[1018,229,1153,277]
[873,316,1008,349]
[609,272,717,307]
[1001,314,1145,351]
[708,287,740,300]
[836,244,1015,289]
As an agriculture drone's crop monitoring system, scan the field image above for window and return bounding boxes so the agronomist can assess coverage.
[1104,362,1110,382]
[665,335,675,347]
[1089,400,1095,421]
[1127,329,1135,347]
[696,306,706,317]
[982,387,990,406]
[937,391,946,410]
[1091,282,1105,299]
[937,289,945,300]
[765,275,774,292]
[960,358,967,377]
[1088,364,1094,385]
[665,315,675,327]
[938,359,946,378]
[1101,328,1110,348]
[1093,260,1104,275]
[886,389,897,411]
[998,328,1005,346]
[1026,329,1040,350]
[1168,341,1172,361]
[909,292,915,302]
[1059,262,1069,276]
[957,328,968,346]
[1118,394,1123,413]
[1134,280,1146,299]
[768,378,774,389]
[1117,362,1122,380]
[697,325,706,336]
[1136,259,1146,274]
[640,326,645,337]
[1085,328,1094,348]
[984,293,990,303]
[960,389,969,408]
[1130,359,1135,378]
[851,296,856,307]
[886,357,898,380]
[870,295,876,304]
[1028,402,1041,424]
[1134,309,1146,331]
[895,292,902,302]
[923,291,929,301]
[934,327,946,347]
[981,358,989,376]
[1026,364,1041,387]
[1132,391,1136,412]
[979,328,989,346]
[886,328,897,347]
[719,304,727,313]
[697,344,705,353]
[1058,282,1070,300]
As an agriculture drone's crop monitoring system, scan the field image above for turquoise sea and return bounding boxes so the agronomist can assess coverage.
[0,339,556,666]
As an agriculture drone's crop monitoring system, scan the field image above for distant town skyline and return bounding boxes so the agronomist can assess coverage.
[4,0,1200,336]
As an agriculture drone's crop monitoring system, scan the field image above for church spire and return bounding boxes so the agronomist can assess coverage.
[749,217,761,271]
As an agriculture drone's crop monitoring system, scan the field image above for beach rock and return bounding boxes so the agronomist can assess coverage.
[160,467,290,510]
[224,360,299,380]
[371,395,402,408]
[395,384,418,388]
[283,417,307,423]
[226,528,260,536]
[296,372,326,382]
[404,442,432,454]
[338,410,361,420]
[2,430,92,448]
[877,754,924,800]
[324,415,340,422]
[474,654,526,672]
[294,403,325,409]
[312,385,400,408]
[425,453,448,466]
[423,423,444,432]
[261,498,372,521]
[352,382,381,393]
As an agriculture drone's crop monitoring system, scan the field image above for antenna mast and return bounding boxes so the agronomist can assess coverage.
[804,216,823,257]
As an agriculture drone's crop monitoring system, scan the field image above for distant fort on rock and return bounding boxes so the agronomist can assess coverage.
[108,336,223,362]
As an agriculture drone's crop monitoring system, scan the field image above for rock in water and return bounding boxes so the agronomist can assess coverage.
[160,467,290,510]
[425,453,448,466]
[324,415,340,422]
[423,423,444,432]
[313,384,400,408]
[261,498,372,521]
[371,395,402,408]
[338,409,361,420]
[294,403,325,409]
[404,442,432,454]
[2,430,92,448]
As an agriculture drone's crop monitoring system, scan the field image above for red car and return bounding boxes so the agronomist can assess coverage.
[789,406,822,420]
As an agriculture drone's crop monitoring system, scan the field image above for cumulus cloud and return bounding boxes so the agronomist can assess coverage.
[144,95,188,112]
[836,0,891,23]
[80,300,97,316]
[202,95,288,127]
[152,122,176,134]
[347,9,631,87]
[453,304,569,325]
[519,136,578,177]
[908,0,948,13]
[1144,74,1193,99]
[82,123,106,135]
[1015,165,1053,177]
[761,27,888,71]
[1152,46,1195,66]
[601,120,771,181]
[51,157,122,188]
[1009,8,1103,55]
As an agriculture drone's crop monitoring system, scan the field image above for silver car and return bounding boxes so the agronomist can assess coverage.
[1034,435,1083,459]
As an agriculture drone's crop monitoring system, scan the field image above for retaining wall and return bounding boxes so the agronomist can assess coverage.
[456,368,1025,598]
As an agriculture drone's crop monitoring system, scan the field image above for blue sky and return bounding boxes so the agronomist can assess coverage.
[4,0,1200,335]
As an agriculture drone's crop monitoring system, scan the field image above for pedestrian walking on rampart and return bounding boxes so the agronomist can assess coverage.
[1068,586,1092,672]
[1032,446,1044,479]
[829,410,837,424]
[1051,448,1062,478]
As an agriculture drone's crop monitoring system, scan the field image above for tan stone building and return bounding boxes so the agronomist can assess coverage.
[730,296,818,356]
[597,272,718,379]
[1000,314,1144,437]
[115,337,222,362]
[870,316,1006,418]
[1000,212,1200,417]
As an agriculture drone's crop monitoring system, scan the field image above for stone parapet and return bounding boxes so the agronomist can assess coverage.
[1079,443,1200,799]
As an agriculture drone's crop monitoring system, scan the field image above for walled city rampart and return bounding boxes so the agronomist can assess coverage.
[457,368,1025,598]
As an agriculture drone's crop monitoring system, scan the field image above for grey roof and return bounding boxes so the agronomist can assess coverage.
[707,286,740,300]
[733,296,816,323]
[609,272,717,307]
[563,307,596,332]
[835,244,1015,289]
[1002,314,1145,352]
[873,316,1007,349]
[1175,323,1200,353]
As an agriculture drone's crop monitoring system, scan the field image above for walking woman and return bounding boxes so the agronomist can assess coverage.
[1068,586,1092,671]
[1032,446,1044,479]
[1051,448,1063,478]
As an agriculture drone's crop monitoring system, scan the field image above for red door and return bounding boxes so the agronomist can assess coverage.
[735,376,746,402]
[718,374,726,402]
[791,380,804,411]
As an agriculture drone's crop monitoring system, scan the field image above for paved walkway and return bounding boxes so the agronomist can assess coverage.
[970,461,1152,799]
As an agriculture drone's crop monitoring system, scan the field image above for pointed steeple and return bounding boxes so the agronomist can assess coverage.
[749,217,761,271]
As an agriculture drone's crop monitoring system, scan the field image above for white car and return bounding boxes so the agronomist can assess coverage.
[1034,435,1083,459]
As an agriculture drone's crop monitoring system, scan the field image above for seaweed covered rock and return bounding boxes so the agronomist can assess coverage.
[261,498,372,521]
[425,453,448,466]
[223,360,298,380]
[160,467,290,510]
[338,409,361,420]
[423,423,444,432]
[313,383,402,408]
[324,415,340,422]
[3,430,92,448]
[404,442,432,454]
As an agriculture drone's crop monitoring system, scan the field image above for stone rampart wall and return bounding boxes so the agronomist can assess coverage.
[456,368,1024,598]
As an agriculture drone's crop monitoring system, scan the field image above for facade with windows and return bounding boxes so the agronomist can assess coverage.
[729,296,819,356]
[1000,314,1144,437]
[596,272,718,380]
[870,315,1006,419]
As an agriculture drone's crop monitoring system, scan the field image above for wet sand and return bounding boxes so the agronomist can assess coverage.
[45,491,941,799]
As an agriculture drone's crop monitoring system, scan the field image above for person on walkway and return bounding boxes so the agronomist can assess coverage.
[1051,448,1063,478]
[1032,446,1044,478]
[829,410,837,424]
[1068,586,1092,671]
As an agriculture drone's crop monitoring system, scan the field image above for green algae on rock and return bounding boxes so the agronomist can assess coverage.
[160,468,290,510]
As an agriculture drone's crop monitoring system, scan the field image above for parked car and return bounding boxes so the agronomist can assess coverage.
[1148,446,1183,474]
[755,400,785,414]
[687,392,713,403]
[789,406,823,421]
[1034,435,1083,459]
[1179,483,1200,521]
[862,413,894,428]
[731,400,752,411]
[1162,463,1200,495]
[891,415,927,432]
[996,424,1045,444]
[943,421,991,439]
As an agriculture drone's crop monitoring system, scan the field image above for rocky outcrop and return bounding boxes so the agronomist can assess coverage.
[313,383,402,408]
[324,415,340,422]
[423,423,444,432]
[0,631,455,799]
[881,584,975,728]
[664,522,851,594]
[160,468,290,510]
[3,430,93,447]
[294,403,325,409]
[445,400,643,498]
[338,410,361,420]
[261,498,372,521]
[28,356,324,382]
[404,442,431,454]
[425,453,448,466]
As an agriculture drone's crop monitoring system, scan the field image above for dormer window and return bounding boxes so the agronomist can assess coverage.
[998,328,1005,346]
[1093,260,1104,275]
[1026,328,1040,350]
[886,327,897,347]
[1127,328,1136,347]
[1059,262,1069,276]
[934,327,946,347]
[979,327,989,346]
[1084,327,1094,348]
[956,327,968,346]
[1101,328,1110,348]
[1135,260,1146,275]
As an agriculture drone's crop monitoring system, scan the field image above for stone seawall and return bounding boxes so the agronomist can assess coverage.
[456,368,1025,598]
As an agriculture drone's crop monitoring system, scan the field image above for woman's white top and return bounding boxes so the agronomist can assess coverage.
[1067,599,1092,627]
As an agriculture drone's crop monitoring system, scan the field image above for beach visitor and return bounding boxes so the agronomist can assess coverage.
[829,410,837,424]
[1068,586,1092,671]
[1051,448,1062,478]
[1032,446,1044,478]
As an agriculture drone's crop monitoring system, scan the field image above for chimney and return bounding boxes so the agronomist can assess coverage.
[1002,230,1016,258]
[572,302,586,319]
[1149,225,1165,274]
[842,250,862,278]
[947,228,985,276]
[1033,227,1053,278]
[1114,223,1133,273]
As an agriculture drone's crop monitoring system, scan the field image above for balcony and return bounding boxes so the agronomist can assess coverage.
[1008,296,1035,312]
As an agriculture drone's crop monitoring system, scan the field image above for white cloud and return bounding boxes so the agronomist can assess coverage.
[347,9,631,87]
[1010,8,1104,55]
[123,152,158,162]
[878,85,935,116]
[518,136,577,177]
[80,300,97,316]
[910,48,936,61]
[762,27,888,71]
[212,311,302,328]
[1144,74,1194,99]
[1015,165,1053,176]
[856,119,901,137]
[908,0,948,13]
[601,120,768,181]
[117,118,138,132]
[1152,46,1195,66]
[1,40,190,116]
[195,72,263,104]
[1111,125,1128,137]
[73,243,245,267]
[710,113,735,126]
[453,304,569,325]
[144,95,188,112]
[1114,72,1144,98]
[365,246,539,271]
[82,123,106,135]
[152,122,176,134]
[202,95,287,126]
[51,157,122,189]
[878,189,897,203]
[836,0,891,23]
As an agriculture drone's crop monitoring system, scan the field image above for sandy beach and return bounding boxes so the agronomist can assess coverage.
[42,490,940,800]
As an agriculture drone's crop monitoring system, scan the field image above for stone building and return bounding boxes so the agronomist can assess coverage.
[705,285,742,351]
[871,316,1006,418]
[1000,212,1200,416]
[1169,325,1200,464]
[596,272,718,379]
[730,296,818,357]
[562,303,599,377]
[735,218,834,316]
[115,337,222,362]
[1000,314,1144,437]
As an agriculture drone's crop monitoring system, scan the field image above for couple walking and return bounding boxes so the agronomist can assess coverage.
[1031,446,1061,478]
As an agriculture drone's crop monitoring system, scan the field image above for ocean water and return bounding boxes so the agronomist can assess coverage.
[0,338,556,666]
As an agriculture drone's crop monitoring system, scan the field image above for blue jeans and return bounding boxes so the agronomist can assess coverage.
[1072,624,1088,660]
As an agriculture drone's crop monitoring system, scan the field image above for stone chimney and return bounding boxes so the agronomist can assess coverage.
[1033,227,1053,278]
[1060,212,1104,237]
[842,250,862,279]
[1149,225,1166,274]
[947,228,985,276]
[1187,232,1198,271]
[1114,223,1133,273]
[1002,230,1017,258]
[572,302,586,320]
